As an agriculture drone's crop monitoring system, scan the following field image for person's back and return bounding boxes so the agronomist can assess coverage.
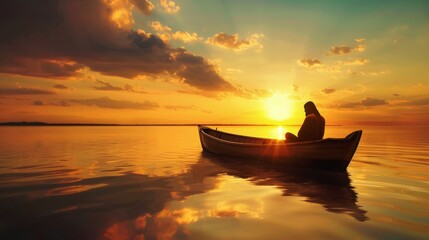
[285,101,325,142]
[297,113,325,141]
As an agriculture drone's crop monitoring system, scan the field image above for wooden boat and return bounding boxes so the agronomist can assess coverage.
[198,126,362,171]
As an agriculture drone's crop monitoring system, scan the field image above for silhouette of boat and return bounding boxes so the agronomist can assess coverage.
[198,125,362,171]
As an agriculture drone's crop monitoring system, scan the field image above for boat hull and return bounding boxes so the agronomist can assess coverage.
[198,126,362,171]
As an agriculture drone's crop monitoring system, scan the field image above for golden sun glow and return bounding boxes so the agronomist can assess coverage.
[265,94,293,121]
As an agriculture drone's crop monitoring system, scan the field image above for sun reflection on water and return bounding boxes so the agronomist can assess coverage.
[276,126,286,140]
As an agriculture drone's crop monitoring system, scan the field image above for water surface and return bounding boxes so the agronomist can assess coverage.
[0,126,428,239]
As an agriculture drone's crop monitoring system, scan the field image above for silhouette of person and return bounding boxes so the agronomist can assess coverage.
[286,101,325,142]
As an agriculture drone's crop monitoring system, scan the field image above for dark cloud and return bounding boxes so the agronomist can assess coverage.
[361,97,387,106]
[298,58,322,68]
[393,93,400,97]
[53,84,71,90]
[123,84,148,94]
[33,100,70,106]
[331,97,388,109]
[322,88,336,94]
[33,100,44,106]
[71,97,159,110]
[39,60,85,78]
[0,0,234,94]
[93,80,123,91]
[51,101,71,107]
[93,80,147,93]
[0,87,56,95]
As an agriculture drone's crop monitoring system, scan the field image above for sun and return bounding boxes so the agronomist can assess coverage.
[265,93,293,121]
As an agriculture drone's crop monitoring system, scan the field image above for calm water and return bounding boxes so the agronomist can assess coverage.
[0,126,428,239]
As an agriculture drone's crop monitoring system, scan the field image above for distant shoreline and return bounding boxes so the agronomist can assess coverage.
[0,121,334,127]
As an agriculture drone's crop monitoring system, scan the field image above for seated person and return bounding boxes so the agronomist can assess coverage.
[286,101,325,142]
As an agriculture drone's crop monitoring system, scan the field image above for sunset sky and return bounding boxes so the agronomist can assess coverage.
[1,0,428,125]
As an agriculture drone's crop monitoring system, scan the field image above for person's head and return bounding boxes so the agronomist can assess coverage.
[304,101,320,116]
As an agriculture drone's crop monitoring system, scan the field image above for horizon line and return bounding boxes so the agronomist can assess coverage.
[1,121,428,127]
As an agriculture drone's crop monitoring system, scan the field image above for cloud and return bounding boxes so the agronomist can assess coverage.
[349,70,388,77]
[395,98,429,106]
[206,33,264,51]
[341,59,369,65]
[0,0,234,95]
[331,97,388,109]
[71,97,159,109]
[164,105,197,111]
[298,58,322,68]
[93,80,123,91]
[132,0,154,15]
[159,0,180,13]
[172,31,200,42]
[0,87,56,95]
[233,87,271,99]
[51,101,71,107]
[361,97,387,106]
[322,88,336,94]
[329,46,354,55]
[226,68,242,73]
[93,80,147,93]
[328,39,366,55]
[149,21,200,42]
[123,84,148,94]
[32,100,70,106]
[53,84,71,90]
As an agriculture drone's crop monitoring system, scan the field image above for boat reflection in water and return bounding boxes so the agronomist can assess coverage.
[200,151,369,222]
[0,152,368,239]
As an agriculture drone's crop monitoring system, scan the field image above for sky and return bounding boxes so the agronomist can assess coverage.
[0,0,428,125]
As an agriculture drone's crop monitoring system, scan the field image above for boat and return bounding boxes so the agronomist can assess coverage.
[198,125,362,171]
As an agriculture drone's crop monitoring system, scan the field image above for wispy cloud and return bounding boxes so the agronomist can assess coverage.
[71,97,159,109]
[341,59,369,65]
[395,97,429,106]
[0,87,56,95]
[206,32,264,52]
[53,84,71,90]
[164,105,197,110]
[93,80,147,93]
[330,97,388,109]
[93,80,123,91]
[33,100,70,107]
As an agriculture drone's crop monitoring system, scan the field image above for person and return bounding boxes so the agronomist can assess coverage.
[285,101,325,142]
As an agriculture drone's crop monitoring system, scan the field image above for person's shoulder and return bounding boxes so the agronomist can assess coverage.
[306,114,318,119]
[305,114,325,123]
